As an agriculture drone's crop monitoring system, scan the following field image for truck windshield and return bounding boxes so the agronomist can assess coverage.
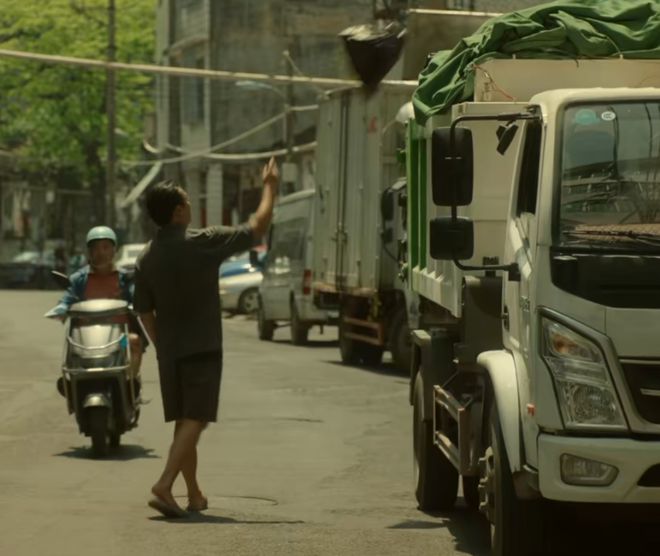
[559,101,660,249]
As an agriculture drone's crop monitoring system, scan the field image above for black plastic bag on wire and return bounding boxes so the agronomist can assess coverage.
[339,22,406,90]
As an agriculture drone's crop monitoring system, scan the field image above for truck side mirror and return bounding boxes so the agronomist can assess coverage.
[429,217,474,261]
[496,122,519,155]
[431,127,473,206]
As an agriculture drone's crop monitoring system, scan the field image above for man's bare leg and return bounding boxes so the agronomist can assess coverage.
[151,418,206,510]
[128,334,143,381]
[175,422,207,510]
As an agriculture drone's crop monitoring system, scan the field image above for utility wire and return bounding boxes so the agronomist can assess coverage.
[122,111,286,166]
[0,47,417,90]
[123,103,319,166]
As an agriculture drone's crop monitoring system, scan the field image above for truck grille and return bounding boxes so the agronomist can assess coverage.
[620,360,660,424]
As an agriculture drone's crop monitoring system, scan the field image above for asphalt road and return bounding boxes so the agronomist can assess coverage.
[0,291,488,556]
[0,291,658,556]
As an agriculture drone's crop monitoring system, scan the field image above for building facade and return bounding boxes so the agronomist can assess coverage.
[154,0,374,228]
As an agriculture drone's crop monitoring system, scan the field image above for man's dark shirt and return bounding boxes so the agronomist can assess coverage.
[133,223,254,359]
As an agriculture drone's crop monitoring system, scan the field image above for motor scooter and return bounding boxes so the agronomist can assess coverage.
[46,272,140,458]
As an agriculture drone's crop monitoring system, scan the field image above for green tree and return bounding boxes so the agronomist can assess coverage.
[0,0,155,225]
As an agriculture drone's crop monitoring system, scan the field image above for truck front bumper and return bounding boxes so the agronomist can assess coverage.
[538,434,660,503]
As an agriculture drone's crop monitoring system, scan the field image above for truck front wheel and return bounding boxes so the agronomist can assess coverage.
[413,371,458,510]
[480,403,542,556]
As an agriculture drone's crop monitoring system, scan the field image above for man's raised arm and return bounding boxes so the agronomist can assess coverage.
[250,157,280,239]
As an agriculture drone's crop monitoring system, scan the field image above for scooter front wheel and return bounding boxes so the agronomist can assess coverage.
[88,407,110,458]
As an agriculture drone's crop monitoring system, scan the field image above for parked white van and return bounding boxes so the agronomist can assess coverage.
[255,190,337,344]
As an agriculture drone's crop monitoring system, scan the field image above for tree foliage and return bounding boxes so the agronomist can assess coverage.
[0,0,156,221]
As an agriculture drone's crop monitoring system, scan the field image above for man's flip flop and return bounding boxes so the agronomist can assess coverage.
[186,499,208,512]
[148,496,188,518]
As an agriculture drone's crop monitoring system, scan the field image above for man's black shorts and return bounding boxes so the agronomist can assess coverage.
[157,351,222,422]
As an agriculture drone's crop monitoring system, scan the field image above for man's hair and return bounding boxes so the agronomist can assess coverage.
[145,180,186,227]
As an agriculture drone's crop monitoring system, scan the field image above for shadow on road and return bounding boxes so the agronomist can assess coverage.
[54,444,159,461]
[387,506,489,556]
[325,360,408,379]
[390,504,660,556]
[149,514,306,525]
[547,515,660,556]
[272,339,340,349]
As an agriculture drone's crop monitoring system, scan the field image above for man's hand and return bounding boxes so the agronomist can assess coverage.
[251,157,279,239]
[262,156,279,193]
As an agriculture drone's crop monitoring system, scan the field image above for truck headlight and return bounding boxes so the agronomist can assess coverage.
[541,318,626,431]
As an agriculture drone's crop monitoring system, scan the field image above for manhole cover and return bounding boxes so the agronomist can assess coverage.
[175,494,278,509]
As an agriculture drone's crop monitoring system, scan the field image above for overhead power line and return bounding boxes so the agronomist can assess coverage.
[0,48,417,90]
[125,102,319,166]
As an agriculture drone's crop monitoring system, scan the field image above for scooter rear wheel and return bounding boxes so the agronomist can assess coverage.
[88,407,110,458]
[109,432,121,448]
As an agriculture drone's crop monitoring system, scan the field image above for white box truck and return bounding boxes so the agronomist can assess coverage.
[311,86,414,369]
[313,7,492,370]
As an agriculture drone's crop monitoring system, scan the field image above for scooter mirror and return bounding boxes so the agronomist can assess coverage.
[51,270,71,289]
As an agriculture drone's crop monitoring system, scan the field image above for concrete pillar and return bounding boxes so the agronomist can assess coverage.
[184,166,202,228]
[206,163,223,226]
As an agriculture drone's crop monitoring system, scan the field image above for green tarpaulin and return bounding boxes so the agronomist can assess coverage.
[413,0,660,124]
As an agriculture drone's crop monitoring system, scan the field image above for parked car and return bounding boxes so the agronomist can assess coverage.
[115,243,146,278]
[0,251,57,289]
[219,247,265,278]
[219,250,266,314]
[256,190,337,345]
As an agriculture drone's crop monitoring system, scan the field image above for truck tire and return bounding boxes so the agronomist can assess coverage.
[290,301,309,346]
[88,407,110,459]
[480,403,543,556]
[339,318,361,364]
[390,309,411,372]
[257,304,275,341]
[413,371,458,510]
[462,476,480,510]
[359,343,384,366]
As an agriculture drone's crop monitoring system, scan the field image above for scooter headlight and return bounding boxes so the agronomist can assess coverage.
[541,318,626,431]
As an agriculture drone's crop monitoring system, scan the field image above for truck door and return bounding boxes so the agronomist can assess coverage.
[503,119,542,462]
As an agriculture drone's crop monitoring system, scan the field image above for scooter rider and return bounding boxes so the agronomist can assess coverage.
[52,226,146,395]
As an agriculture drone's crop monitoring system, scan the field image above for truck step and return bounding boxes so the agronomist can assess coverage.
[342,316,385,346]
[433,385,478,475]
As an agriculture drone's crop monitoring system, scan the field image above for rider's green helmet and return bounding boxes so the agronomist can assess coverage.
[86,226,117,246]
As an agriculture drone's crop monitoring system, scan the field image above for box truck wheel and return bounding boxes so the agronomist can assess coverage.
[339,318,361,364]
[480,403,542,556]
[390,309,411,372]
[257,303,275,341]
[413,371,458,510]
[359,343,384,366]
[290,300,309,346]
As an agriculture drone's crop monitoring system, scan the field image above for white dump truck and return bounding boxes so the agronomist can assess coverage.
[406,7,660,556]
